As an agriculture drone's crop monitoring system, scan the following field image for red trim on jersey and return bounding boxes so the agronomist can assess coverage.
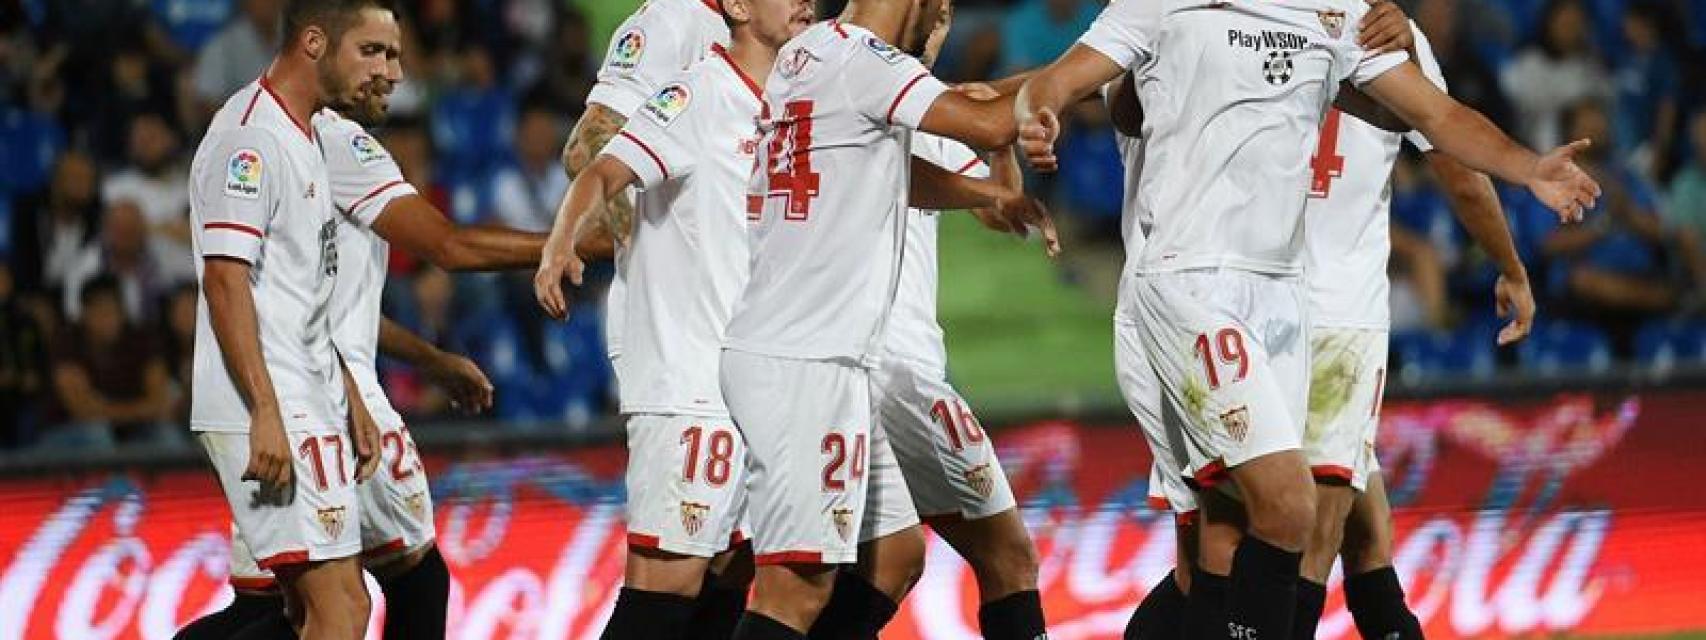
[754,550,825,566]
[701,0,721,13]
[954,157,985,175]
[618,130,670,180]
[254,549,311,570]
[1192,460,1229,489]
[348,179,407,215]
[627,532,663,549]
[239,87,263,126]
[1311,465,1354,485]
[258,76,315,142]
[713,43,765,105]
[204,221,263,238]
[730,531,747,546]
[362,537,408,557]
[1146,496,1171,511]
[830,20,849,38]
[229,576,279,592]
[886,73,930,125]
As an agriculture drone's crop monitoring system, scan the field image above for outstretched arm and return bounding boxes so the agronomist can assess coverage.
[371,195,546,271]
[1014,45,1126,171]
[535,156,639,320]
[1425,151,1535,344]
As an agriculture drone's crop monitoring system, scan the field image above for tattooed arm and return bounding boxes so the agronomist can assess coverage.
[561,103,631,259]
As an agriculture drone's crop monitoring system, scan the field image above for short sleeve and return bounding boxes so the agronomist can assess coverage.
[319,117,418,227]
[847,34,949,129]
[586,9,706,118]
[600,75,705,188]
[1076,0,1160,70]
[194,127,281,263]
[1401,22,1448,152]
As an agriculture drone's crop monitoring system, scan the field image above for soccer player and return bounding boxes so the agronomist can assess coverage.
[531,0,813,639]
[719,0,1056,637]
[187,0,402,637]
[1015,1,1599,637]
[1297,20,1548,640]
[178,11,552,638]
[805,6,1049,640]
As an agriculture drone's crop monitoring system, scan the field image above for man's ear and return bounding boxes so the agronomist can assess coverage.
[303,26,328,60]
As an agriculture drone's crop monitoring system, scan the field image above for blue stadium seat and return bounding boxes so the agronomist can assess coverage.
[0,108,66,196]
[1516,321,1613,374]
[1391,326,1498,382]
[1634,321,1706,370]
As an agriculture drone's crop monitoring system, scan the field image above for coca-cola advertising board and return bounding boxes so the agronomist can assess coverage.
[2,390,1702,638]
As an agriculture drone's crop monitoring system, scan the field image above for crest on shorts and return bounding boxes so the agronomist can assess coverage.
[405,492,428,522]
[832,507,855,541]
[964,463,995,499]
[317,506,348,539]
[1220,406,1251,442]
[1318,10,1346,38]
[679,501,711,536]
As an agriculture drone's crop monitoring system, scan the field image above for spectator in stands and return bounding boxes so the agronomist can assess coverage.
[160,283,197,427]
[102,113,194,281]
[1502,0,1613,150]
[430,44,516,183]
[40,276,176,451]
[490,103,568,233]
[1415,0,1515,130]
[998,0,1097,74]
[1542,101,1706,335]
[31,152,101,294]
[1388,153,1456,332]
[1613,1,1682,177]
[191,0,281,115]
[1669,111,1706,235]
[79,40,185,159]
[62,200,170,323]
[0,261,50,449]
[524,9,597,119]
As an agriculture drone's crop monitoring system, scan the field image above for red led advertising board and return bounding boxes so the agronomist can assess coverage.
[1,391,1701,638]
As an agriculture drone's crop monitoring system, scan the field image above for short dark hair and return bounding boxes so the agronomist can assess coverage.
[281,0,397,51]
[80,275,122,310]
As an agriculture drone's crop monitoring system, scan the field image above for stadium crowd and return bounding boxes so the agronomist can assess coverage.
[2,0,1705,448]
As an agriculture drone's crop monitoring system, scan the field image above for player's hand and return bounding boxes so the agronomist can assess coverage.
[983,191,1062,258]
[427,353,495,414]
[1018,108,1061,172]
[952,82,1000,101]
[1494,272,1536,346]
[1358,0,1414,55]
[534,240,587,321]
[1528,139,1601,223]
[348,398,381,483]
[242,407,293,499]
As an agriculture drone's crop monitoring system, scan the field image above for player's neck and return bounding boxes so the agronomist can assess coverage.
[727,36,779,91]
[839,0,911,46]
[259,56,322,126]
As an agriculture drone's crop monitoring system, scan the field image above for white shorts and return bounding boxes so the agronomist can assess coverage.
[1132,270,1310,489]
[623,413,750,557]
[870,358,1015,523]
[721,350,872,565]
[1304,327,1389,491]
[198,418,361,573]
[858,414,921,543]
[223,408,436,586]
[1114,320,1197,515]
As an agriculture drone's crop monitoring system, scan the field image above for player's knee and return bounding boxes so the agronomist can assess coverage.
[626,547,712,596]
[860,527,926,601]
[1247,484,1317,549]
[970,531,1040,593]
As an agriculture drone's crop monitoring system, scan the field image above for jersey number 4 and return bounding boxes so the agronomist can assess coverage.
[761,100,822,220]
[1308,108,1346,199]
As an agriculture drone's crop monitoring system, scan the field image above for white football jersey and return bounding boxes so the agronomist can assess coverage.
[1079,0,1408,277]
[725,20,949,365]
[1303,21,1445,329]
[189,78,341,431]
[599,45,763,416]
[589,0,729,361]
[314,110,420,425]
[884,134,988,375]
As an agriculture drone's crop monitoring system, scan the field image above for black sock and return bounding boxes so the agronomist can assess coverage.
[229,613,297,640]
[600,587,699,640]
[1226,537,1302,640]
[1344,567,1424,640]
[687,570,749,640]
[378,546,451,640]
[174,592,286,640]
[1183,568,1230,640]
[805,571,898,640]
[978,589,1047,640]
[1291,580,1326,640]
[1123,571,1186,640]
[733,612,806,640]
